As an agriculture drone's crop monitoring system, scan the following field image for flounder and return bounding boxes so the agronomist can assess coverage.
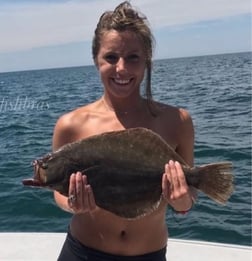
[22,127,234,218]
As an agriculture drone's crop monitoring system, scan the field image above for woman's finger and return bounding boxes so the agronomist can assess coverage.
[169,160,179,191]
[68,173,77,208]
[86,185,96,211]
[82,175,90,210]
[75,172,84,209]
[175,161,187,187]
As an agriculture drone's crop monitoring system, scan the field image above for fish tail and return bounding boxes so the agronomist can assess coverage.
[189,162,234,204]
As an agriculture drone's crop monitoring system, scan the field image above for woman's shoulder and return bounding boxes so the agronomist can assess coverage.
[152,100,194,140]
[55,106,86,130]
[152,101,194,164]
[153,100,192,124]
[52,101,100,149]
[56,101,100,129]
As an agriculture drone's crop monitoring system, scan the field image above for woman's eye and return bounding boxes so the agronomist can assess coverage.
[127,54,139,62]
[104,54,118,64]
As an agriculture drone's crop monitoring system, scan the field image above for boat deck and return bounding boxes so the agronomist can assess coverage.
[0,233,251,260]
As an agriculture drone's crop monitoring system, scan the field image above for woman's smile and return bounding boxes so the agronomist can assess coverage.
[113,78,131,85]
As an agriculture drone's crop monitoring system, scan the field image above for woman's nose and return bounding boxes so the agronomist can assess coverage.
[116,57,127,73]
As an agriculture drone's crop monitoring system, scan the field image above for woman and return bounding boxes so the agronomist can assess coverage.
[54,2,195,260]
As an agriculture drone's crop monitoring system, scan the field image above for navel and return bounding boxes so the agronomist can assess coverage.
[120,230,126,238]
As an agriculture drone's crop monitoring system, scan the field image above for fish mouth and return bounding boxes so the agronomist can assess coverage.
[22,178,44,187]
[22,157,49,187]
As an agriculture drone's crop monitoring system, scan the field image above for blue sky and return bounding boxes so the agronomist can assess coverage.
[0,0,251,72]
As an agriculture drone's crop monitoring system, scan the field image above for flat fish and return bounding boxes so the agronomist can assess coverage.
[22,127,234,218]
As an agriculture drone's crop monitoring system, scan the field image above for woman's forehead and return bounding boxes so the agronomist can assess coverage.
[99,30,145,53]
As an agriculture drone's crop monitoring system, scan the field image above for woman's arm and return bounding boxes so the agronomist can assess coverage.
[52,113,96,214]
[162,108,196,212]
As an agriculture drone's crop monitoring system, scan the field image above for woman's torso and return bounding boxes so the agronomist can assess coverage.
[59,98,184,255]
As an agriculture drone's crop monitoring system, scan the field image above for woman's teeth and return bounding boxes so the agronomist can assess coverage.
[114,78,130,85]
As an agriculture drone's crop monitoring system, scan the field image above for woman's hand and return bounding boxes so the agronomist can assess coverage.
[162,160,194,212]
[67,172,97,214]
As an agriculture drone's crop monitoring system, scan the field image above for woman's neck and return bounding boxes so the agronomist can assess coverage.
[101,95,145,116]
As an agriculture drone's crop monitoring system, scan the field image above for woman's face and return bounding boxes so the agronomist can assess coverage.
[95,30,146,99]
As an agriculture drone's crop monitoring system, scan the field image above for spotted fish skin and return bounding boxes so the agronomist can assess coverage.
[23,127,233,219]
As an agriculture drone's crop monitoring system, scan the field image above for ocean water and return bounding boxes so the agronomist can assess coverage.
[0,52,251,246]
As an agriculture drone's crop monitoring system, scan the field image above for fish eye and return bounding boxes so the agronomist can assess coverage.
[42,163,48,169]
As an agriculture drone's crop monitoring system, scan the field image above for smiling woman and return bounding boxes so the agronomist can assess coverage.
[92,2,155,114]
[51,1,196,260]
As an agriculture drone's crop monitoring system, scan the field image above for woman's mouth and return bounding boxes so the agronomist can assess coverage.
[113,78,132,85]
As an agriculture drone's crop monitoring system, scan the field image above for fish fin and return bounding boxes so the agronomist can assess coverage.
[190,162,234,204]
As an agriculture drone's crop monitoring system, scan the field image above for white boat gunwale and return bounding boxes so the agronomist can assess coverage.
[0,233,251,260]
